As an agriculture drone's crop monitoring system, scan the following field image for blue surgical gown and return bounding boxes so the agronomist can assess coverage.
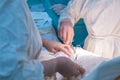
[0,0,44,80]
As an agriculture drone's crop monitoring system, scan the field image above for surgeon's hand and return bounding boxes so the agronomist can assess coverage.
[41,57,85,77]
[57,57,85,77]
[42,39,73,56]
[59,19,74,45]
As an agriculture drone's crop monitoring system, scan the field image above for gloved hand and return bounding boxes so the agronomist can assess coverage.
[59,19,74,45]
[41,57,85,77]
[50,4,66,15]
[41,58,57,76]
[42,38,73,56]
[57,57,85,77]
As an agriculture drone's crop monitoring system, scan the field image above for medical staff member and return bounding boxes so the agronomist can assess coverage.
[58,0,120,59]
[0,0,85,80]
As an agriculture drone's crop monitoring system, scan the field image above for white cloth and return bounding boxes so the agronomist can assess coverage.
[0,0,44,80]
[59,0,120,59]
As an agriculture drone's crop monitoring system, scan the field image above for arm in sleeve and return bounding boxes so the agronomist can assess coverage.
[83,57,120,80]
[0,29,44,80]
[59,0,87,26]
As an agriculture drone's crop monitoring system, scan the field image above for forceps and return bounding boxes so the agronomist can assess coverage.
[70,44,80,62]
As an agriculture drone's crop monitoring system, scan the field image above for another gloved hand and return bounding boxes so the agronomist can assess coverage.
[41,58,57,76]
[42,39,73,56]
[41,57,85,77]
[57,57,85,77]
[50,4,66,15]
[59,19,74,45]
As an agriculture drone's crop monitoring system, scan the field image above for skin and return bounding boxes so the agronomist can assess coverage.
[58,19,74,45]
[115,75,120,80]
[41,57,85,77]
[42,38,73,56]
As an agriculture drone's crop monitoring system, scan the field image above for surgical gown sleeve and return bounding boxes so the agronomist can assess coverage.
[0,0,44,80]
[59,0,87,25]
[83,57,120,80]
[0,36,44,80]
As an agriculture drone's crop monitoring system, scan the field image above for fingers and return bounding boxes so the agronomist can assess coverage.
[58,25,66,43]
[57,57,85,77]
[62,27,67,44]
[51,48,58,53]
[66,28,74,45]
[72,64,85,77]
[61,48,71,56]
[58,20,74,45]
[59,26,71,44]
[64,44,74,54]
[57,44,71,56]
[78,66,85,75]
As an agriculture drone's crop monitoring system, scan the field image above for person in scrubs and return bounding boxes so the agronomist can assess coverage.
[58,0,120,59]
[0,0,85,80]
